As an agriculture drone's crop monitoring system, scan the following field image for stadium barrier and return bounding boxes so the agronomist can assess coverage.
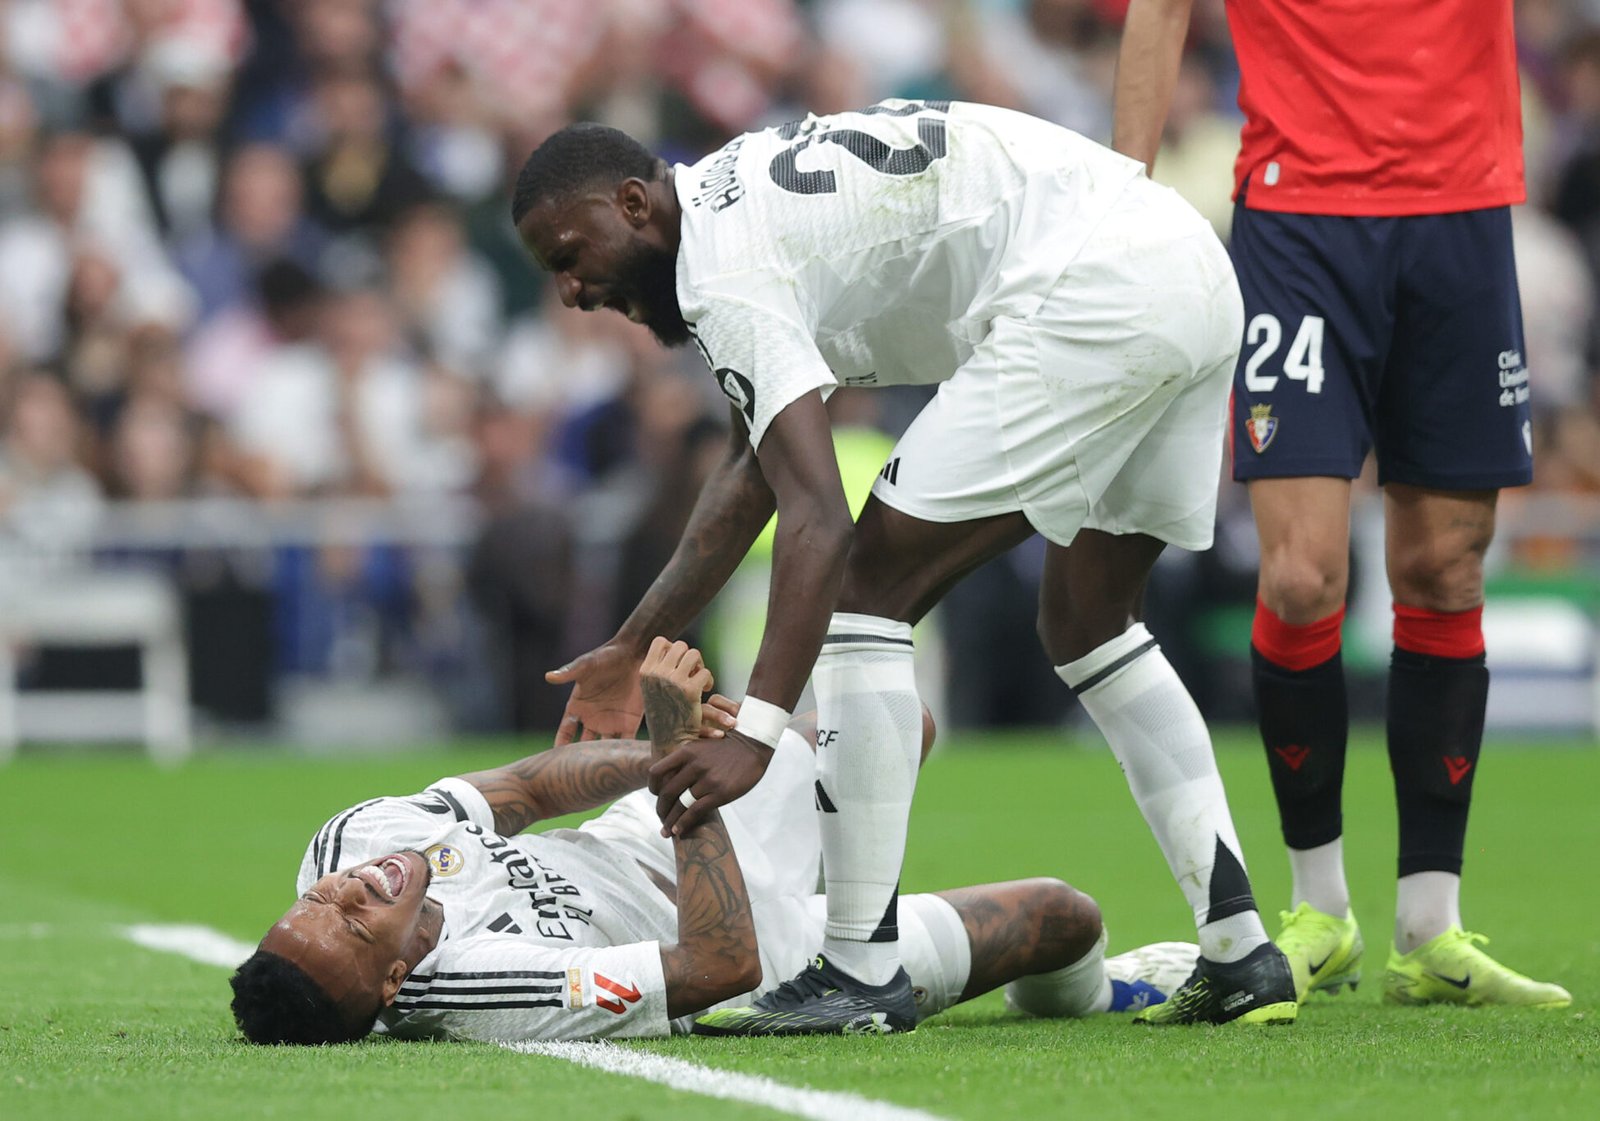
[0,492,1596,753]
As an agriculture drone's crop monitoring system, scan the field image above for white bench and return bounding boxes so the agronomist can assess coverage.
[0,570,191,763]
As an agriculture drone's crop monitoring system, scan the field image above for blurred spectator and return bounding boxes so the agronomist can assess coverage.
[0,74,40,214]
[301,65,431,236]
[385,201,502,376]
[390,0,609,141]
[185,256,323,422]
[813,0,950,104]
[0,130,192,363]
[1145,58,1240,237]
[228,286,473,497]
[0,371,104,555]
[496,286,635,422]
[4,0,248,93]
[103,391,203,500]
[229,0,384,145]
[175,141,325,321]
[120,35,234,240]
[957,0,1115,140]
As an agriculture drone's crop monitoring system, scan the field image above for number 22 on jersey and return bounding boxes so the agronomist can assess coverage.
[767,101,951,196]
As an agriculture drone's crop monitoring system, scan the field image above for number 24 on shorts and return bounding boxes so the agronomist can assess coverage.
[1243,313,1326,395]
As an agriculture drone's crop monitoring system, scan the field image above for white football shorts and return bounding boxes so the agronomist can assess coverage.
[870,177,1244,551]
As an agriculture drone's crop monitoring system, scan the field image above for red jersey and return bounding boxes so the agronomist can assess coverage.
[1227,0,1525,216]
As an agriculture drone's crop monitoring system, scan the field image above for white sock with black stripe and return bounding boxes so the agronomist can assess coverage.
[814,612,922,986]
[1059,624,1269,964]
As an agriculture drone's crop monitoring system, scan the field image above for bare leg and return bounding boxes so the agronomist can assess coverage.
[934,879,1103,1001]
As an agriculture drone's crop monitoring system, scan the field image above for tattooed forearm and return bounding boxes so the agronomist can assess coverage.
[457,740,653,836]
[641,674,699,756]
[661,810,760,1019]
[618,420,775,649]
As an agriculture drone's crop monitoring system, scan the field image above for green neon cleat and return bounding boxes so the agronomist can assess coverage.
[1383,927,1572,1009]
[1276,902,1364,1002]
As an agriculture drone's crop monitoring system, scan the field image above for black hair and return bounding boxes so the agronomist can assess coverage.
[229,949,377,1046]
[255,258,323,318]
[510,123,659,226]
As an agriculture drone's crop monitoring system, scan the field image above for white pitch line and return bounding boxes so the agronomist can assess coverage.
[118,923,951,1121]
[122,923,256,969]
[504,1041,947,1121]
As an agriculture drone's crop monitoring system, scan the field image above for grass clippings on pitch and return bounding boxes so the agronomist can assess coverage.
[2,730,1596,1121]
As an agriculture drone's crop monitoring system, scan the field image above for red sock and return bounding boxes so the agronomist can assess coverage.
[1251,600,1344,671]
[1392,603,1485,659]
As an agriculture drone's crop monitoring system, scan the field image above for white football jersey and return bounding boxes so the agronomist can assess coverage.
[675,99,1146,448]
[294,779,679,1041]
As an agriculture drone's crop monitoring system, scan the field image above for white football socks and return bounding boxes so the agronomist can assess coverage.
[1004,927,1112,1017]
[1059,624,1269,964]
[1288,837,1352,917]
[1395,870,1462,953]
[814,612,922,986]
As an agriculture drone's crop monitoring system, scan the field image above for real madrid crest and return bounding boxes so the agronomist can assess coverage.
[1246,403,1278,454]
[425,843,464,878]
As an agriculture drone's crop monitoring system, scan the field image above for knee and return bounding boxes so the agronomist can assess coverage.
[1258,547,1348,623]
[1023,877,1102,959]
[835,545,918,620]
[1389,534,1491,613]
[1037,602,1130,666]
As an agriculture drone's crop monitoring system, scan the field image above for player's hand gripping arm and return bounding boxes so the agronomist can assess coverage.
[649,389,852,836]
[455,695,741,835]
[1112,0,1195,171]
[639,638,761,1018]
[544,404,777,745]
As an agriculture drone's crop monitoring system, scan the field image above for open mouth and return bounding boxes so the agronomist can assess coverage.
[359,855,409,900]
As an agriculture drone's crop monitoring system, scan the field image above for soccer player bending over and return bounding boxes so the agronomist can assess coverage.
[230,639,1195,1044]
[518,98,1295,1030]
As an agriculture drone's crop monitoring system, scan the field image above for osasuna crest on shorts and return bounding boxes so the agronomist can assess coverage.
[1246,404,1278,453]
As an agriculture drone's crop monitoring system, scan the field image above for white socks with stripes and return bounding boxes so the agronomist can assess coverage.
[1058,624,1269,964]
[814,612,922,985]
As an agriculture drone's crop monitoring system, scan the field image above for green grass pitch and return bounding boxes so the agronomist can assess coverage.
[2,730,1596,1120]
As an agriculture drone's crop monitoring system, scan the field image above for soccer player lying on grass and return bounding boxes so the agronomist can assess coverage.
[231,639,1196,1044]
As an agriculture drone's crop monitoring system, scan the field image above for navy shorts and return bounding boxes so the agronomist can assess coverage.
[1228,199,1534,489]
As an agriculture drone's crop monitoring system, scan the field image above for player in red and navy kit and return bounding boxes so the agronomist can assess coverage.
[1114,0,1570,1014]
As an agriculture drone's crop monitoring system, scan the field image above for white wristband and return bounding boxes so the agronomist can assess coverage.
[734,696,791,749]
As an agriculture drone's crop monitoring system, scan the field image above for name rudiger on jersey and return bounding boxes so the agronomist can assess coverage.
[689,135,746,212]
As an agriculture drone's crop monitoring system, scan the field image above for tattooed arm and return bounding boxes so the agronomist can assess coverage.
[455,741,654,837]
[636,638,761,1018]
[545,406,776,745]
[454,695,743,836]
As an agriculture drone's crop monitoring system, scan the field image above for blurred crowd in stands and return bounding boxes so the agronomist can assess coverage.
[1,0,1598,735]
